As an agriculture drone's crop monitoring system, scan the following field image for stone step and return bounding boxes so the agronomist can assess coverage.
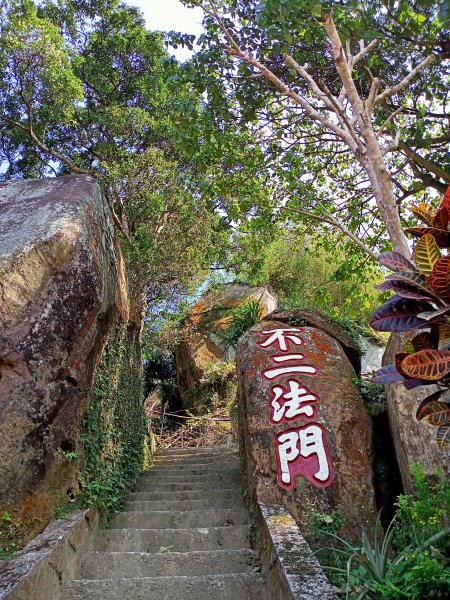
[138,471,240,484]
[94,525,251,553]
[124,498,243,512]
[110,509,249,530]
[127,488,240,502]
[63,573,268,600]
[80,549,259,579]
[141,461,240,477]
[155,445,237,456]
[149,457,239,469]
[134,480,241,492]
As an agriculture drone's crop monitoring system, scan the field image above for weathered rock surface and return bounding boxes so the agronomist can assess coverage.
[264,309,361,374]
[0,176,128,542]
[383,333,449,493]
[237,318,377,541]
[176,284,277,410]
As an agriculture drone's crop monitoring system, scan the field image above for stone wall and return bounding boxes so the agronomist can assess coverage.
[0,176,139,545]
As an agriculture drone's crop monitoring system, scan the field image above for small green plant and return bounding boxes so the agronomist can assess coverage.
[353,377,387,416]
[394,463,450,550]
[0,511,25,560]
[223,298,263,348]
[315,465,450,599]
[55,505,70,520]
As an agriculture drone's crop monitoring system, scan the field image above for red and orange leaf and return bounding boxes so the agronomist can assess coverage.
[436,424,450,449]
[417,401,450,421]
[440,185,450,212]
[433,207,449,231]
[395,352,410,378]
[409,203,436,227]
[411,331,439,352]
[400,349,450,380]
[405,227,450,248]
[427,257,450,303]
[416,390,444,419]
[423,408,450,426]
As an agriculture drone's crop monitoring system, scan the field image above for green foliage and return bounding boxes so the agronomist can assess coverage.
[223,299,263,348]
[0,511,24,560]
[352,377,387,417]
[316,465,450,598]
[394,463,450,550]
[181,0,450,260]
[237,234,383,321]
[0,0,237,315]
[78,320,149,520]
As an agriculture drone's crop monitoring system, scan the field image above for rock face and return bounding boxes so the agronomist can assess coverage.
[0,176,129,542]
[383,333,449,493]
[176,284,277,410]
[237,317,377,541]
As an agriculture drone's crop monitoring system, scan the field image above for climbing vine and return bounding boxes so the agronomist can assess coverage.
[78,319,150,519]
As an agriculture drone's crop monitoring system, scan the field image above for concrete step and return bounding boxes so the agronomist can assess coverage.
[134,480,241,492]
[80,549,259,579]
[63,573,268,600]
[127,488,241,502]
[138,471,240,484]
[124,498,243,512]
[94,525,251,553]
[149,456,241,473]
[155,445,237,456]
[142,464,239,476]
[110,509,249,530]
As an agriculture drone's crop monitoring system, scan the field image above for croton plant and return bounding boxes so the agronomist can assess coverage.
[371,186,450,450]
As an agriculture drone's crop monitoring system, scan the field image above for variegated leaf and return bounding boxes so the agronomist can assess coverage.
[377,251,416,273]
[414,234,441,277]
[409,202,436,227]
[405,227,450,248]
[417,401,450,421]
[436,424,450,449]
[427,257,450,303]
[416,391,443,419]
[401,349,450,380]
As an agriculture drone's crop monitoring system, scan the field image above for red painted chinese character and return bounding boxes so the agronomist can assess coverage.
[269,379,319,424]
[257,328,304,351]
[274,424,333,489]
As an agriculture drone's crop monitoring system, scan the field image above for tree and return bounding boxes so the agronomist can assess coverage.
[179,0,450,259]
[0,0,235,317]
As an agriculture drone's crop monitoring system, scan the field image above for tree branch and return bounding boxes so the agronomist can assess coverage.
[282,206,379,260]
[399,141,450,185]
[375,54,436,105]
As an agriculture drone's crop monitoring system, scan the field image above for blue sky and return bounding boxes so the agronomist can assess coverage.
[123,0,204,60]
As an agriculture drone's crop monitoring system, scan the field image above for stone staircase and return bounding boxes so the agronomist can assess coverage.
[63,445,269,600]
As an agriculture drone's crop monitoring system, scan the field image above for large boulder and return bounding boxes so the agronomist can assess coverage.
[0,176,129,542]
[383,333,449,493]
[237,316,377,541]
[176,283,277,410]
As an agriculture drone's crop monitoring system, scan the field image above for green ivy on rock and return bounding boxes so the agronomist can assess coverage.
[78,319,150,520]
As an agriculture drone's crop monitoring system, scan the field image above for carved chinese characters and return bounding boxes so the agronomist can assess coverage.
[257,329,333,490]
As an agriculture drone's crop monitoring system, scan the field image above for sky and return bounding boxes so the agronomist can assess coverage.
[123,0,204,61]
